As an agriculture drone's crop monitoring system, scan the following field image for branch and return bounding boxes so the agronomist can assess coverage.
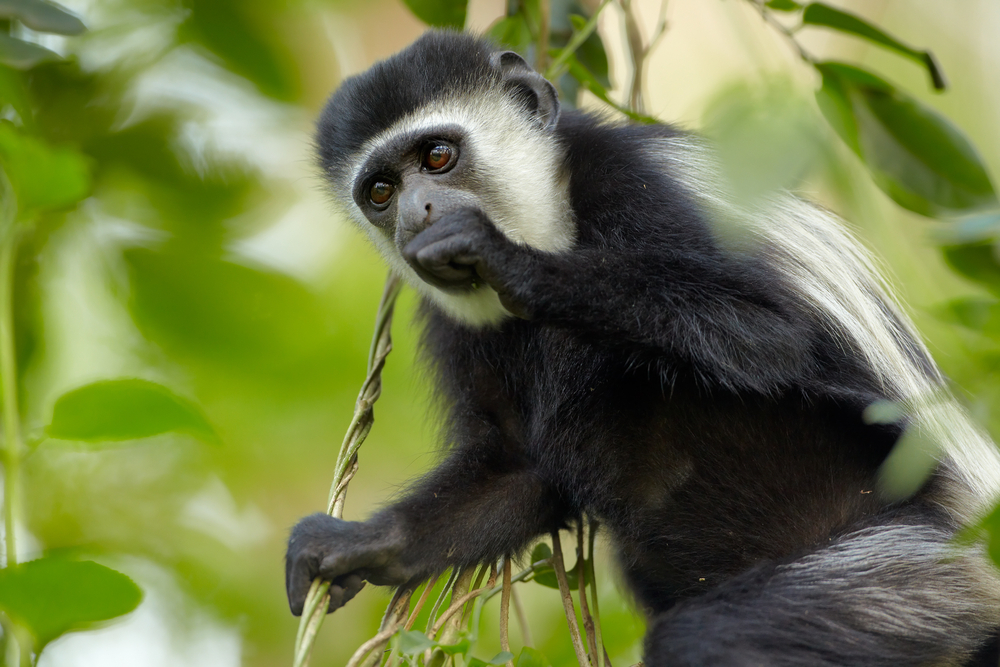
[552,531,590,666]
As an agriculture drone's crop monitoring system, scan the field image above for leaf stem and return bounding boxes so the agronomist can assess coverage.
[0,223,21,570]
[545,0,612,81]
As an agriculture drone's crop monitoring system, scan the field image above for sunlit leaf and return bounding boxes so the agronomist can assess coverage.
[516,647,553,667]
[0,0,86,35]
[47,378,218,443]
[401,0,467,29]
[178,0,300,101]
[803,4,945,90]
[878,424,941,500]
[703,80,823,202]
[816,62,997,216]
[0,32,60,69]
[862,399,907,426]
[0,557,142,650]
[398,630,435,655]
[0,122,90,219]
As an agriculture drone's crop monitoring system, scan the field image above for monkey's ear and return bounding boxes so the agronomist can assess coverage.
[492,51,560,132]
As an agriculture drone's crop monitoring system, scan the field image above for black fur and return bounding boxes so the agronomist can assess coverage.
[289,32,999,665]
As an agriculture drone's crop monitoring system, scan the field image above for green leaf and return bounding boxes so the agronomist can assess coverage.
[0,32,60,69]
[123,247,332,374]
[398,630,436,655]
[438,637,471,655]
[487,14,532,53]
[0,557,142,651]
[803,3,945,90]
[516,647,553,667]
[178,0,300,101]
[766,0,802,10]
[942,242,1000,295]
[401,0,467,29]
[933,296,1000,333]
[702,80,823,202]
[47,378,218,443]
[878,422,941,500]
[530,542,552,562]
[815,62,997,216]
[468,660,489,667]
[0,123,90,219]
[564,52,657,124]
[487,651,515,665]
[0,0,86,35]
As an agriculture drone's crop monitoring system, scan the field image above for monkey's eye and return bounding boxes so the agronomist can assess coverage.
[369,181,395,206]
[422,144,453,171]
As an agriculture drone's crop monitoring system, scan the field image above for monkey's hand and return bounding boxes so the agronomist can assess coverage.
[402,208,531,318]
[285,513,409,616]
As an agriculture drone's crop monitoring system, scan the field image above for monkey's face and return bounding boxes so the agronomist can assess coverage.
[317,37,576,326]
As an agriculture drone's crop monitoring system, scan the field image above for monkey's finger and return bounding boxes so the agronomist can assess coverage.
[412,242,478,283]
[286,555,318,616]
[328,574,365,612]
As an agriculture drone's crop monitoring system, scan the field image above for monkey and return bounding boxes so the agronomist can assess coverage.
[286,31,1000,666]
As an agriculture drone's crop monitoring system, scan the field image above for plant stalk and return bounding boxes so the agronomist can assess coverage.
[0,226,22,569]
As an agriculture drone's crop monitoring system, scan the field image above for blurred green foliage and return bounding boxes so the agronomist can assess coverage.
[0,0,996,666]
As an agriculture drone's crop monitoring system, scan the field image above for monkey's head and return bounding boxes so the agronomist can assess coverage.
[316,32,575,325]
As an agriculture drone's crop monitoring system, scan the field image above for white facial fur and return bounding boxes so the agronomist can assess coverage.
[336,88,574,327]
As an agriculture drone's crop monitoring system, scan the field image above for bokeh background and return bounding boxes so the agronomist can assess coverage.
[1,0,999,665]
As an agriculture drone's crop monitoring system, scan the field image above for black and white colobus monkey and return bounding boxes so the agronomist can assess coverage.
[286,31,1000,665]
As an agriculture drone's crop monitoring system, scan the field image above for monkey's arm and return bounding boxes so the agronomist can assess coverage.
[285,440,566,615]
[404,209,817,393]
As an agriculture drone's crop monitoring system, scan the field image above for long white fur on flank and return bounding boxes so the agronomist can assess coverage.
[651,135,1000,515]
[337,89,574,327]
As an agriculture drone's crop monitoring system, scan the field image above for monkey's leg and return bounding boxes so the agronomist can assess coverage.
[644,523,1000,667]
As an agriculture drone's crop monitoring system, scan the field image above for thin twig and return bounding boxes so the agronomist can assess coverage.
[552,531,590,666]
[359,589,412,667]
[511,586,533,648]
[426,568,460,635]
[500,558,513,667]
[293,273,403,667]
[588,519,607,667]
[405,574,441,631]
[537,0,551,71]
[545,0,613,81]
[429,586,489,637]
[745,0,815,64]
[426,567,477,667]
[577,523,599,664]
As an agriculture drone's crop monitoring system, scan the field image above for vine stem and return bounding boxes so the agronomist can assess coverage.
[551,530,590,666]
[500,558,513,667]
[292,273,402,667]
[577,523,599,665]
[0,216,21,570]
